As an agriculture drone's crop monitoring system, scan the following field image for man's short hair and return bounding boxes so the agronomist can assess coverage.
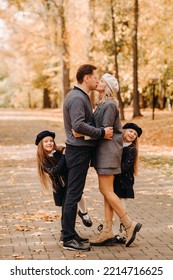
[76,64,97,84]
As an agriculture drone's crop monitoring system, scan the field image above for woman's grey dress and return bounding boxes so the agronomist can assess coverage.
[93,99,123,175]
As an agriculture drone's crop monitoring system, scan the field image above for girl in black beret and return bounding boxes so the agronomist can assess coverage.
[35,130,67,206]
[35,131,92,242]
[112,122,142,243]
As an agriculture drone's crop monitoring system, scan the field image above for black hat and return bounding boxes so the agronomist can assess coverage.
[35,130,55,145]
[123,123,142,137]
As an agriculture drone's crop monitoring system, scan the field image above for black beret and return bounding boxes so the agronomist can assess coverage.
[35,130,55,145]
[123,123,142,137]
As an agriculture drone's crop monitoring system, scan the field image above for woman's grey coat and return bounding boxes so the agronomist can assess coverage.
[93,99,123,173]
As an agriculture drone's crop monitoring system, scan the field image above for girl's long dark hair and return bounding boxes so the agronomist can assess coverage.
[36,139,64,194]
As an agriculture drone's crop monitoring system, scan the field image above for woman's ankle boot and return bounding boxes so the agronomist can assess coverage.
[120,214,142,247]
[90,221,114,246]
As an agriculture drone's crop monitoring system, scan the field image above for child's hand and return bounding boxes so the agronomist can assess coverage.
[59,146,66,154]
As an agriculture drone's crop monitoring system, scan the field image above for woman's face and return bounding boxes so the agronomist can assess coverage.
[96,78,107,92]
[42,136,54,153]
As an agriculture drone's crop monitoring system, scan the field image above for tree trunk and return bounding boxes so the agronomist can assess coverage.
[43,88,51,108]
[133,0,142,117]
[88,0,97,109]
[110,0,125,120]
[59,0,70,98]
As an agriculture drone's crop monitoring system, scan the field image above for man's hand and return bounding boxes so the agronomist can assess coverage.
[104,127,113,139]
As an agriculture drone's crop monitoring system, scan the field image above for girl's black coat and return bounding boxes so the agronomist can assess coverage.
[114,143,137,198]
[43,150,68,206]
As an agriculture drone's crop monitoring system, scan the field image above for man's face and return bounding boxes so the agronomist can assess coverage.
[86,69,99,91]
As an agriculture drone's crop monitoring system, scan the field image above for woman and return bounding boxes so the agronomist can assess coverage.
[91,73,142,247]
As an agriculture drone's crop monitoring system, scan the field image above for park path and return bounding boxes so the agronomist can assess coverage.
[0,109,173,260]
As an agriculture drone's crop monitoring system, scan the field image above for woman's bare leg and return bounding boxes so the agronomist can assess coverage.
[98,174,126,218]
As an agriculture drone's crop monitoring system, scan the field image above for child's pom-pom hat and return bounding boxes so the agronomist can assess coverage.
[123,123,142,137]
[35,130,55,145]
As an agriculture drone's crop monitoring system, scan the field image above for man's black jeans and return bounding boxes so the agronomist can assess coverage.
[62,144,95,241]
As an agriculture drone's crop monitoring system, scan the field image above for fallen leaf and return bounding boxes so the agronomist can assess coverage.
[41,216,54,222]
[37,227,47,231]
[0,204,11,208]
[33,249,44,253]
[168,225,173,229]
[0,226,9,231]
[15,225,36,231]
[54,214,61,218]
[12,254,25,260]
[34,242,46,245]
[31,232,43,236]
[74,253,87,258]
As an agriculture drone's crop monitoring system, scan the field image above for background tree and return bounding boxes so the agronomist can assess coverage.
[0,0,173,114]
[110,0,124,120]
[59,0,70,98]
[133,0,142,117]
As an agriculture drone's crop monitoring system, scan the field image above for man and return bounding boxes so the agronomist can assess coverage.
[63,64,113,251]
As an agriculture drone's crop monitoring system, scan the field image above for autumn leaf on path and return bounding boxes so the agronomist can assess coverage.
[11,210,61,222]
[31,232,43,237]
[54,214,61,218]
[12,254,25,260]
[0,226,9,231]
[168,225,173,229]
[15,225,36,231]
[33,249,44,253]
[74,252,87,259]
[0,203,11,208]
[37,227,47,231]
[41,215,54,222]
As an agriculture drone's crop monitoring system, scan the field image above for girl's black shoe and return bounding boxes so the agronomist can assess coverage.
[78,210,93,227]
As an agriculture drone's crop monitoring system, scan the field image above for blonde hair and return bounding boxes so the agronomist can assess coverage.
[100,86,119,106]
[133,137,139,176]
[36,139,64,194]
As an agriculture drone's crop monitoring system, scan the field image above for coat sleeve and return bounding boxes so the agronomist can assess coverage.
[121,146,137,173]
[69,96,104,138]
[44,154,67,176]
